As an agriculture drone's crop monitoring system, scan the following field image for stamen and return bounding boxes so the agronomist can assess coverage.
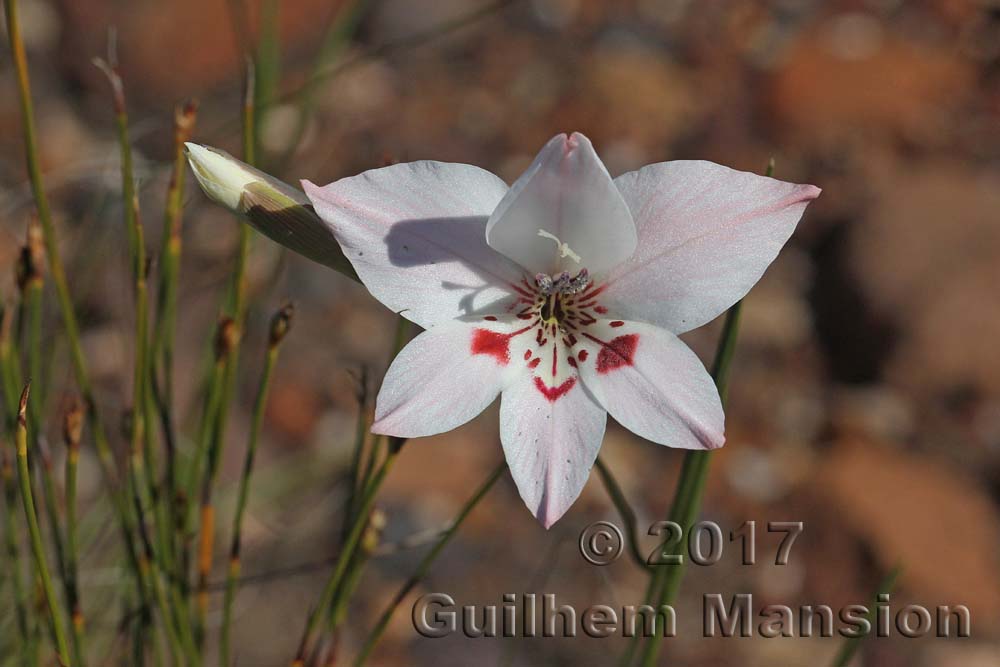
[534,272,554,294]
[563,268,591,294]
[535,268,591,297]
[537,229,582,264]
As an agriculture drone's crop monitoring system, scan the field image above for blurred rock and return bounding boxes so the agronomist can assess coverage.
[818,441,1000,630]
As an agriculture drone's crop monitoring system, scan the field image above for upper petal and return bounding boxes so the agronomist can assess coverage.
[575,319,725,451]
[499,368,607,528]
[372,318,526,438]
[486,133,637,276]
[605,161,820,333]
[304,162,524,329]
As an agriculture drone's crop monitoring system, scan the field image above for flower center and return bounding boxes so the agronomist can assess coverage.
[525,267,597,334]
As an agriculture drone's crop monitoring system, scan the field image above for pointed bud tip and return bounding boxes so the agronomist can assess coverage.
[269,302,295,346]
[18,383,30,423]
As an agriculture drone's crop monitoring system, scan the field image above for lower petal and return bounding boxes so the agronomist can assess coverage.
[575,320,725,450]
[499,371,607,528]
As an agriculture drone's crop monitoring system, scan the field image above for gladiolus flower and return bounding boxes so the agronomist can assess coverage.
[190,133,820,527]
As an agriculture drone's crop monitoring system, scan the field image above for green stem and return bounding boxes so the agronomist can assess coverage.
[342,371,370,540]
[22,278,76,632]
[829,565,903,667]
[594,457,650,572]
[2,446,33,666]
[293,439,406,666]
[63,403,86,667]
[353,462,505,666]
[153,101,198,575]
[631,302,743,667]
[220,304,292,667]
[14,386,71,666]
[4,0,147,614]
[276,0,370,167]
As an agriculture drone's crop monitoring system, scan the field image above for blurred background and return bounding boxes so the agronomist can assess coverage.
[2,0,999,665]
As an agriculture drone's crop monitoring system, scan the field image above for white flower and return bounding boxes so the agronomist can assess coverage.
[300,133,819,527]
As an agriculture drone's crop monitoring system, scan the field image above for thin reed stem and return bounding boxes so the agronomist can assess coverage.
[220,303,293,667]
[342,368,370,540]
[2,445,33,666]
[153,101,198,568]
[830,564,903,667]
[277,0,370,166]
[292,438,406,666]
[630,301,743,667]
[63,402,87,666]
[191,321,237,642]
[353,462,506,666]
[14,386,71,666]
[594,457,650,572]
[4,0,146,614]
[195,59,259,644]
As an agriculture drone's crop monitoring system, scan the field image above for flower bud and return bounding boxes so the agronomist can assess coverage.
[184,143,357,281]
[63,399,85,449]
[269,302,294,347]
[214,317,240,361]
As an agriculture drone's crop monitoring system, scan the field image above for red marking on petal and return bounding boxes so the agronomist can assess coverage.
[567,356,577,368]
[594,334,639,374]
[594,306,608,314]
[523,349,532,360]
[533,376,576,402]
[510,281,534,298]
[484,316,497,321]
[577,349,589,362]
[470,327,531,366]
[551,341,558,377]
[517,313,534,320]
[610,320,624,328]
[528,357,541,369]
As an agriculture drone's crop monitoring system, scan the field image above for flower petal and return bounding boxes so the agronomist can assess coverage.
[499,370,607,528]
[605,161,820,333]
[304,162,524,329]
[575,319,724,451]
[372,318,527,438]
[486,133,637,276]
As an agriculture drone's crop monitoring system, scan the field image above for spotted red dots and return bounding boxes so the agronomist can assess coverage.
[596,334,639,374]
[523,349,532,361]
[533,377,576,402]
[577,349,589,362]
[567,356,577,368]
[610,320,625,328]
[484,315,497,321]
[594,306,608,314]
[527,357,541,369]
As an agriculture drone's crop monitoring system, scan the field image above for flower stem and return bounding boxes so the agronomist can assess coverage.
[352,461,505,666]
[14,385,71,666]
[629,301,743,667]
[63,402,87,667]
[829,564,902,667]
[1,442,34,665]
[220,304,293,667]
[195,61,259,646]
[3,0,147,614]
[292,438,406,666]
[594,457,650,572]
[152,101,199,573]
[276,0,370,167]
